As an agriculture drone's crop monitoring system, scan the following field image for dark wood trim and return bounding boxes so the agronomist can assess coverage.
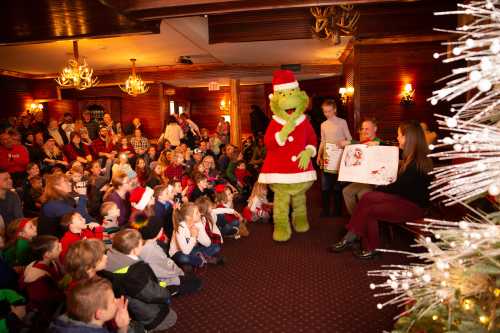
[355,33,452,45]
[128,0,412,20]
[339,39,354,63]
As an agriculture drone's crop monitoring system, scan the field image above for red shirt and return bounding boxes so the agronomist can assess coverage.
[235,168,250,185]
[60,228,103,262]
[165,164,184,181]
[0,144,30,174]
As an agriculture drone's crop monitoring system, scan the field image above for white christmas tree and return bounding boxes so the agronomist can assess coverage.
[369,1,500,332]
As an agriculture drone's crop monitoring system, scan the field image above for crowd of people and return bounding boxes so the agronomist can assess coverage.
[0,100,437,332]
[0,109,272,332]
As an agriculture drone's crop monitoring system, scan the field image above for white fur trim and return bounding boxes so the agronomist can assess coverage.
[288,136,294,142]
[258,170,317,184]
[275,132,286,146]
[291,155,297,162]
[268,93,274,100]
[274,81,299,91]
[272,114,306,126]
[305,144,317,158]
[132,186,154,211]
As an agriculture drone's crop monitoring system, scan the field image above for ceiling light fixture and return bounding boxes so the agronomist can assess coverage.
[119,59,149,97]
[55,41,98,90]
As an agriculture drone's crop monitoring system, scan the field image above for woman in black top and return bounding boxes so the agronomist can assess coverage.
[330,120,433,259]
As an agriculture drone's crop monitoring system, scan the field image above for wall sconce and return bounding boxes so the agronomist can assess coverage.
[28,103,44,115]
[220,98,230,112]
[222,115,231,123]
[339,86,354,105]
[400,83,415,106]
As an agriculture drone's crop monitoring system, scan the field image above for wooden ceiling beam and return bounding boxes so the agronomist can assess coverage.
[127,0,415,20]
[1,62,343,83]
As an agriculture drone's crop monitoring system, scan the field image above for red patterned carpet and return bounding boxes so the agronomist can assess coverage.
[168,189,411,333]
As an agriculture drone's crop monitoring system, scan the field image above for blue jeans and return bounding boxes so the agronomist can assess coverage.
[172,244,221,267]
[216,215,239,235]
[193,244,221,257]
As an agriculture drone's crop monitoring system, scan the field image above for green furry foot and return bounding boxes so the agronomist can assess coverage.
[292,217,310,233]
[273,225,292,242]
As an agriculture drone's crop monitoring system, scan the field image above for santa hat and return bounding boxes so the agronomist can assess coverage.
[272,70,299,92]
[129,186,154,211]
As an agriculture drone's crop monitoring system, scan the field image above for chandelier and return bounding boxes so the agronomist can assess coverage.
[119,59,149,96]
[55,41,98,90]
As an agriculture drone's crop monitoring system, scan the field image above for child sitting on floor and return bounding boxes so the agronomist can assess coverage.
[243,182,273,223]
[132,212,202,296]
[189,173,211,202]
[103,229,177,332]
[169,202,221,270]
[212,186,243,238]
[100,202,121,245]
[21,235,64,327]
[4,218,38,267]
[195,197,224,265]
[64,239,107,290]
[59,212,103,262]
[49,277,130,333]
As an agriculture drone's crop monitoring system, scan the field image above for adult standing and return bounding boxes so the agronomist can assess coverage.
[316,99,352,217]
[82,110,99,140]
[249,105,269,138]
[0,129,30,187]
[45,119,67,147]
[102,112,118,136]
[124,118,142,136]
[179,113,200,148]
[160,116,184,147]
[342,118,383,215]
[0,169,23,226]
[59,113,75,143]
[130,128,150,158]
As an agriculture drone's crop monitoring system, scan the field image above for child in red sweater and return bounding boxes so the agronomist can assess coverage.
[59,212,104,263]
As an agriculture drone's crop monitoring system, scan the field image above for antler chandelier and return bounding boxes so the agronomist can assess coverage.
[119,59,149,96]
[311,5,360,45]
[55,41,98,90]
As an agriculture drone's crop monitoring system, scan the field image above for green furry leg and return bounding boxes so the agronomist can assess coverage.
[269,185,292,242]
[270,181,314,241]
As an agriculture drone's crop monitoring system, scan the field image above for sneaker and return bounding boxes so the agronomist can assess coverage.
[206,255,225,265]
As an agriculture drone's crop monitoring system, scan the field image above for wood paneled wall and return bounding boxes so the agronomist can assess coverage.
[189,85,267,136]
[353,42,452,141]
[0,76,34,118]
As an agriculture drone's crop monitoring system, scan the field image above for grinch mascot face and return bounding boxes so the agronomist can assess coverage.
[257,70,318,242]
[270,87,309,123]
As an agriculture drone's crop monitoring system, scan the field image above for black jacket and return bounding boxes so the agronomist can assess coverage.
[101,249,172,330]
[379,162,432,208]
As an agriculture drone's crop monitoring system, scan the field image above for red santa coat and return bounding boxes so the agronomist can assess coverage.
[258,114,317,184]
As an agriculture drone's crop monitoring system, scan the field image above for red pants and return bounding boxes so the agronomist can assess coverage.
[346,191,424,251]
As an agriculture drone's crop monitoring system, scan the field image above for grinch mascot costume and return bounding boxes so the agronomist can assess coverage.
[258,70,317,242]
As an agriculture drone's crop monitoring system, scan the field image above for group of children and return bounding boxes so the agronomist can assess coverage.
[0,125,274,332]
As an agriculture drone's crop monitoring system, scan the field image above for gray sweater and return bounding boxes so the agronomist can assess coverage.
[140,240,184,286]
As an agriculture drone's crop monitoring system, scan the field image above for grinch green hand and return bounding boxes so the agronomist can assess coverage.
[297,147,314,170]
[278,121,296,143]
